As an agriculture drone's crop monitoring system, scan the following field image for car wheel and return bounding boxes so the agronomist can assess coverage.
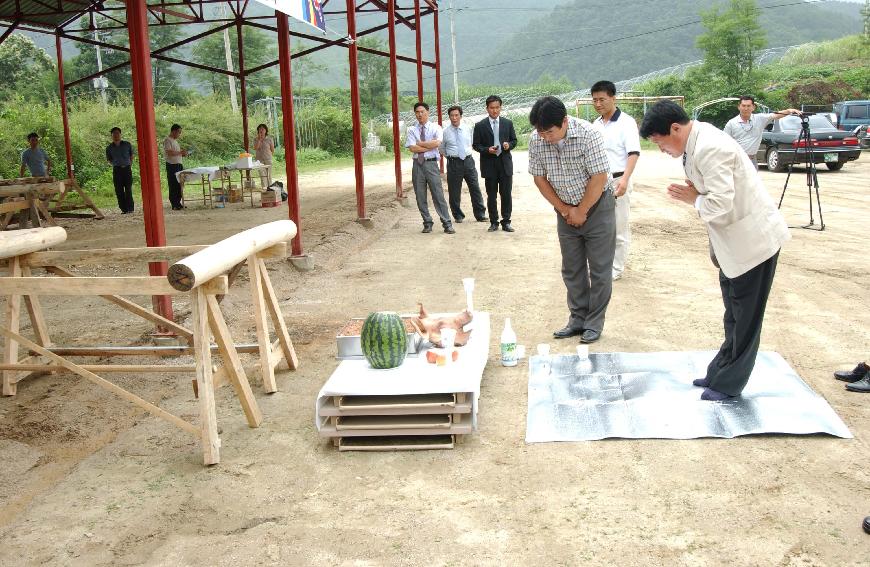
[825,161,844,171]
[766,147,786,172]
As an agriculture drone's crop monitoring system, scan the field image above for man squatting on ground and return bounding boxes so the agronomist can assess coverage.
[440,105,487,224]
[473,95,517,232]
[106,127,136,214]
[528,96,616,345]
[722,95,801,168]
[640,100,791,401]
[405,102,455,234]
[591,80,641,281]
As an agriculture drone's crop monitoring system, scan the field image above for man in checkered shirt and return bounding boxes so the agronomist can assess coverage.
[528,96,616,344]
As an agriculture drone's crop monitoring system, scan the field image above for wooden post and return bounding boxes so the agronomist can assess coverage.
[248,254,277,393]
[191,287,220,465]
[2,256,22,395]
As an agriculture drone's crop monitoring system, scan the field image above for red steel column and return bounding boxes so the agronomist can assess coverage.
[414,0,423,101]
[277,11,303,256]
[433,6,444,173]
[346,0,367,219]
[237,20,250,152]
[387,0,403,199]
[127,0,173,321]
[55,36,74,179]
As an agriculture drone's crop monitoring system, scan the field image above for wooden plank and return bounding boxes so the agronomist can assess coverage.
[337,393,456,411]
[256,242,288,259]
[4,364,197,374]
[0,201,30,215]
[21,265,51,348]
[338,435,454,452]
[0,327,200,436]
[319,400,472,417]
[0,275,227,296]
[319,414,472,438]
[3,256,22,396]
[44,265,193,341]
[248,255,277,393]
[0,181,64,197]
[206,293,262,428]
[33,199,56,227]
[335,414,452,431]
[23,245,209,267]
[191,288,221,465]
[42,343,261,357]
[258,257,297,371]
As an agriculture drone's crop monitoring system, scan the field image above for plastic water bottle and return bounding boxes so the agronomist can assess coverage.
[500,318,517,367]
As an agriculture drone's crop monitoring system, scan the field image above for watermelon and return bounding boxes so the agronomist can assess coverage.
[360,311,408,369]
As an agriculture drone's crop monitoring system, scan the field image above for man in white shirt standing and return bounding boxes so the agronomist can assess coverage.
[162,123,188,210]
[405,102,455,234]
[591,81,641,281]
[440,105,487,224]
[722,96,800,168]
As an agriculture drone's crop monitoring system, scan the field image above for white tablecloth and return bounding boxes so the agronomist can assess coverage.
[315,312,491,430]
[176,166,222,183]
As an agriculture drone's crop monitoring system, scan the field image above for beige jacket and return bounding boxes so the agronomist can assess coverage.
[683,121,790,278]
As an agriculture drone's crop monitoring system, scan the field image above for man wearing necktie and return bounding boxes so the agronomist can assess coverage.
[440,105,487,223]
[473,95,518,232]
[405,101,455,234]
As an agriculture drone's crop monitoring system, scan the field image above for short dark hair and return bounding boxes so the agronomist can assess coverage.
[485,95,502,107]
[110,127,121,135]
[256,123,268,134]
[590,80,616,97]
[170,123,182,132]
[447,105,462,116]
[27,132,39,141]
[739,95,755,104]
[529,96,567,131]
[639,100,690,138]
[413,101,429,111]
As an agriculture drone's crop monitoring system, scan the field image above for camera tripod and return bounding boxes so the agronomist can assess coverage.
[777,113,824,231]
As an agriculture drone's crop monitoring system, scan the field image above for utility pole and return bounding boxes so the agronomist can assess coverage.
[93,20,108,110]
[220,5,239,113]
[449,0,459,103]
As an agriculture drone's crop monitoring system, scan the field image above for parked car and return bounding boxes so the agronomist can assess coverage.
[856,124,870,150]
[833,100,870,132]
[756,114,862,172]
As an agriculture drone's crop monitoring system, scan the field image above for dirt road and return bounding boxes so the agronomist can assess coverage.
[0,150,868,566]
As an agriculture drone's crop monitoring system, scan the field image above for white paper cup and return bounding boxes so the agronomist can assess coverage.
[537,343,550,357]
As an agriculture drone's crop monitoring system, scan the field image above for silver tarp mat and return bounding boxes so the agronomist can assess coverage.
[526,351,852,441]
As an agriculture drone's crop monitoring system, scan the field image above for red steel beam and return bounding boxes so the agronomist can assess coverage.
[127,0,173,323]
[387,0,403,199]
[433,3,444,173]
[55,35,74,179]
[237,19,249,152]
[414,0,423,101]
[277,11,303,257]
[346,0,366,220]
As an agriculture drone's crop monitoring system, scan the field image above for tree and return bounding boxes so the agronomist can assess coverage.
[149,23,190,105]
[696,0,767,86]
[66,15,133,100]
[190,25,278,100]
[0,34,55,102]
[356,37,390,116]
[292,41,327,94]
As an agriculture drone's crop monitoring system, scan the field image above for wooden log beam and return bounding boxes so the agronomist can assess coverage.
[168,220,296,291]
[40,343,262,357]
[0,275,227,296]
[0,227,67,259]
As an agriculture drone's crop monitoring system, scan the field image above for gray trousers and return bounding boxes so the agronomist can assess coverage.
[556,192,616,333]
[412,159,452,228]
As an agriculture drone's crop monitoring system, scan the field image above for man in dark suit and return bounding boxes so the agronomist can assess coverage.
[473,95,518,232]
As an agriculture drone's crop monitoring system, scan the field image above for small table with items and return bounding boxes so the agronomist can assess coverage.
[176,167,222,208]
[219,163,272,208]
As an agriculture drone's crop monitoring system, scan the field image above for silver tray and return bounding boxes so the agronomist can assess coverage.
[336,316,424,360]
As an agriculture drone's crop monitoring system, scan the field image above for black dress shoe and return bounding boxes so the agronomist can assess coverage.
[455,217,464,223]
[863,516,870,535]
[834,362,869,382]
[502,222,515,232]
[475,217,488,222]
[421,225,433,233]
[580,329,601,343]
[444,226,456,234]
[487,223,499,232]
[553,325,583,339]
[845,373,870,393]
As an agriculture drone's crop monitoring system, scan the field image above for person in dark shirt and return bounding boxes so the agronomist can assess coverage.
[105,127,136,214]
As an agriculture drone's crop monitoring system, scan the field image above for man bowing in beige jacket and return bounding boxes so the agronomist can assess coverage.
[640,100,791,401]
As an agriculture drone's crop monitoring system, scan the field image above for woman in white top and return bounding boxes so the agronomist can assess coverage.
[254,123,274,187]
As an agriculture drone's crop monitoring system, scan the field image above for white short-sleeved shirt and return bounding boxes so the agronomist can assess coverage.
[163,136,183,165]
[592,108,641,173]
[723,113,774,156]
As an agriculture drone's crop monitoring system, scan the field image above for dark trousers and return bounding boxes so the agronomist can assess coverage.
[446,156,486,221]
[484,170,512,225]
[112,165,134,213]
[556,193,616,333]
[166,163,184,208]
[705,251,780,396]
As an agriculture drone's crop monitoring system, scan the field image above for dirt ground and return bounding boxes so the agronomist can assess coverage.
[0,149,868,566]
